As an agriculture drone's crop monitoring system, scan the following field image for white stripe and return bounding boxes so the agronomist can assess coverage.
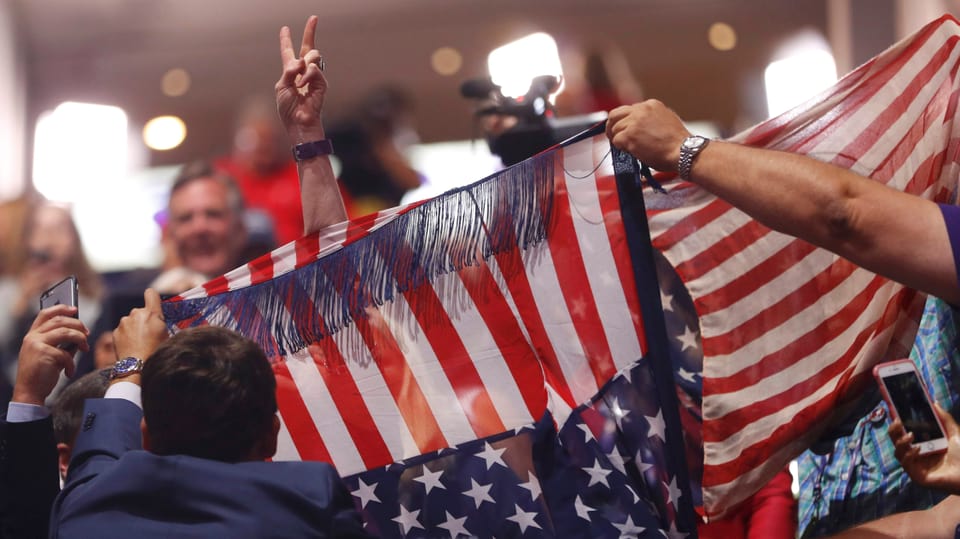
[272,411,300,461]
[563,136,644,370]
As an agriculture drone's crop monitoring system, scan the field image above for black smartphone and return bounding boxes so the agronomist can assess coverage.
[873,359,948,455]
[39,275,79,352]
[40,275,79,313]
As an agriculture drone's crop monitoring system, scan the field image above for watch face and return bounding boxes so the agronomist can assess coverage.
[683,136,705,150]
[112,357,141,377]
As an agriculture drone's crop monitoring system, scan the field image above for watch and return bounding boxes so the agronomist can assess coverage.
[110,356,144,380]
[678,135,710,181]
[291,139,334,161]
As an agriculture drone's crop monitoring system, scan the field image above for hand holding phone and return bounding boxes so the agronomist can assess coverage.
[39,275,79,352]
[874,359,948,455]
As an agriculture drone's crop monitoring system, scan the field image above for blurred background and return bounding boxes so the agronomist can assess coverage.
[0,0,956,271]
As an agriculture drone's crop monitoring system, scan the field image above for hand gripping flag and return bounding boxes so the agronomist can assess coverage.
[163,128,699,536]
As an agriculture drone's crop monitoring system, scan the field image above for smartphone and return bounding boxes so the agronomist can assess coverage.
[873,359,948,455]
[40,275,79,313]
[39,275,80,353]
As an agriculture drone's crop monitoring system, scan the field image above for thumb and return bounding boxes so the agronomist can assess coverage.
[144,288,163,315]
[934,402,958,438]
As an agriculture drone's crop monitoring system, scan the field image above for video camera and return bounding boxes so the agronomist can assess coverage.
[460,75,605,166]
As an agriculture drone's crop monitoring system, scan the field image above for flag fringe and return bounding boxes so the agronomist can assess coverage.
[162,154,556,359]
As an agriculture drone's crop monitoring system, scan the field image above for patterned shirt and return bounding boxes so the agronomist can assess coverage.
[797,296,960,537]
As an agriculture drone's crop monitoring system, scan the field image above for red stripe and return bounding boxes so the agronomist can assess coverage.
[273,360,332,462]
[247,252,275,285]
[353,313,448,455]
[202,275,230,296]
[457,262,547,422]
[294,233,320,268]
[547,151,617,389]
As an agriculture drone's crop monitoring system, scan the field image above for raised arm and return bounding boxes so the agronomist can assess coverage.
[275,15,347,235]
[606,100,960,305]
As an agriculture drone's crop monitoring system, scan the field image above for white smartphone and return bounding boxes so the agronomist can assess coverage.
[873,359,948,455]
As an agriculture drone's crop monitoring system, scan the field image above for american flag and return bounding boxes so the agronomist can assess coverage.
[646,14,960,517]
[161,14,960,528]
[163,130,698,536]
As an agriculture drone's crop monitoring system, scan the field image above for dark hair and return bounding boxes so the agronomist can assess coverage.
[51,368,111,445]
[141,326,277,462]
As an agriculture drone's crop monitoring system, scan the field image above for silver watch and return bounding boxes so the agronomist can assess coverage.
[678,135,710,181]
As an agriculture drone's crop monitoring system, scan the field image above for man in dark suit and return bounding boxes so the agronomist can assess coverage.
[49,290,368,538]
[0,302,89,538]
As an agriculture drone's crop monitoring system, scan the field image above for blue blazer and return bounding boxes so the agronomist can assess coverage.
[50,399,370,538]
[0,414,59,539]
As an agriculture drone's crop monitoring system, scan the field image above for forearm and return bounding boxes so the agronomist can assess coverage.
[827,495,960,538]
[689,140,960,303]
[289,126,347,235]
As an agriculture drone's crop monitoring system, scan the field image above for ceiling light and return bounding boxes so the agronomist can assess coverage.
[708,22,737,51]
[431,47,463,76]
[143,115,187,151]
[161,68,191,97]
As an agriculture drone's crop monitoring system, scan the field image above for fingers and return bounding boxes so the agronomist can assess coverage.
[299,15,318,58]
[144,288,163,315]
[31,303,78,330]
[279,25,295,65]
[934,402,960,437]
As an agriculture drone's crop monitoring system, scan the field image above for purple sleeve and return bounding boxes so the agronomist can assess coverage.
[939,203,960,290]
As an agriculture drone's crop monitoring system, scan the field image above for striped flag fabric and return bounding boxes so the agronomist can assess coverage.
[163,130,698,536]
[646,14,960,517]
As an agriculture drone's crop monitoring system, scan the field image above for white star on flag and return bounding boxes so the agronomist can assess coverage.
[391,504,424,536]
[609,397,631,430]
[582,458,613,488]
[462,479,495,509]
[413,466,445,494]
[607,449,627,474]
[645,409,666,442]
[676,325,699,352]
[577,422,595,443]
[574,495,596,521]
[519,472,542,500]
[635,451,653,474]
[661,290,674,312]
[476,442,507,470]
[612,515,645,538]
[677,367,697,384]
[350,478,380,509]
[437,510,470,538]
[506,503,542,533]
[666,476,683,509]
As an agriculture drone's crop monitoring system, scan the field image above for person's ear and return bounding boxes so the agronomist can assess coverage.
[140,417,152,452]
[57,442,71,481]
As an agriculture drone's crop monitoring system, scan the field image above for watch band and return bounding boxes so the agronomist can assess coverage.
[291,139,334,162]
[678,135,710,181]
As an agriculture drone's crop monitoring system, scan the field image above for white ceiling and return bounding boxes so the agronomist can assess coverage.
[9,0,829,166]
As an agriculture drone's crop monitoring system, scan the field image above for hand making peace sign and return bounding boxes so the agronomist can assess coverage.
[275,15,327,141]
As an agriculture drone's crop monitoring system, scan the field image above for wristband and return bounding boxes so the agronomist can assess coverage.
[292,139,334,161]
